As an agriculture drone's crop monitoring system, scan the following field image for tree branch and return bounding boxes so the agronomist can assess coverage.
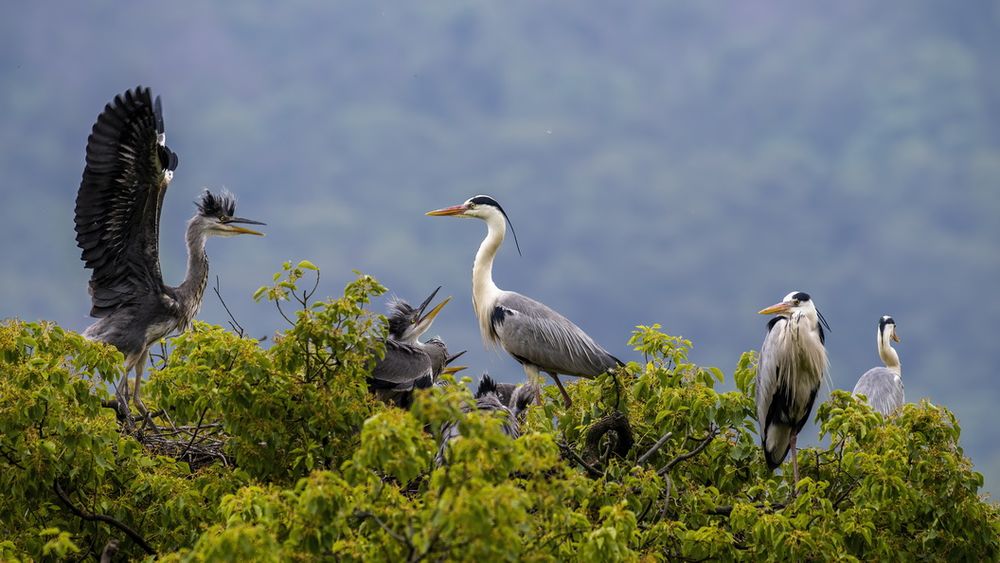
[53,481,155,555]
[707,502,785,516]
[637,431,673,465]
[558,442,604,479]
[213,276,245,337]
[657,426,719,476]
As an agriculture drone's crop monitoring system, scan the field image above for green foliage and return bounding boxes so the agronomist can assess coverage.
[150,265,388,482]
[1,269,997,560]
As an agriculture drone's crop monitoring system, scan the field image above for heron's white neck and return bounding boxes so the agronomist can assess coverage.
[176,219,210,325]
[472,213,505,345]
[878,328,901,375]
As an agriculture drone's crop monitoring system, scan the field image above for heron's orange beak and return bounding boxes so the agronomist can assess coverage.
[758,302,793,315]
[426,203,469,216]
[441,365,467,375]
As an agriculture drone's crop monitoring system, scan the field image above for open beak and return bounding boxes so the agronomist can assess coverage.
[445,350,467,365]
[758,301,793,315]
[413,296,451,334]
[223,217,266,236]
[426,203,469,217]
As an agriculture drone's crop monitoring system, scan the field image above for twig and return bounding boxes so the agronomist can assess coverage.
[179,406,210,460]
[53,481,155,555]
[707,502,785,516]
[638,431,673,465]
[354,510,412,550]
[657,426,719,476]
[214,276,245,337]
[558,442,604,479]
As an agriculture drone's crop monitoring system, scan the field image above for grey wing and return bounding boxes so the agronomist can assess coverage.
[493,292,621,378]
[755,319,784,430]
[369,340,433,391]
[75,86,178,317]
[853,368,904,415]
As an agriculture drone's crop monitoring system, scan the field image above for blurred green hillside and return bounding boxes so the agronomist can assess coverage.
[1,2,998,493]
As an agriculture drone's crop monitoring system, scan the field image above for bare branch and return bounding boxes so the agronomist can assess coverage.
[657,426,719,476]
[53,481,155,555]
[558,442,604,479]
[637,431,673,465]
[213,276,245,337]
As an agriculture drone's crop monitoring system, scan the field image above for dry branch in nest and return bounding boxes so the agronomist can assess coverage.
[104,399,231,471]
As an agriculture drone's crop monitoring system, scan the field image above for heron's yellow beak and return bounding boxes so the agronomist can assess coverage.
[441,365,467,375]
[758,302,792,315]
[891,328,900,343]
[224,224,265,236]
[426,203,469,216]
[418,296,451,325]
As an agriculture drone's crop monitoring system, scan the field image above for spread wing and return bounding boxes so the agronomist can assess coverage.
[75,86,178,317]
[492,292,622,378]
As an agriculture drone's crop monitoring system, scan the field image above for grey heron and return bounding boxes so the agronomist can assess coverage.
[756,291,830,486]
[369,288,466,407]
[427,195,622,407]
[75,87,265,418]
[853,316,904,416]
[435,374,525,466]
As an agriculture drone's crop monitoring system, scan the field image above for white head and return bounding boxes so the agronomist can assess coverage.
[877,315,901,370]
[426,195,522,255]
[759,291,831,337]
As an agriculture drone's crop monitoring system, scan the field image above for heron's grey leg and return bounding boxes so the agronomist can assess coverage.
[523,364,545,404]
[549,372,573,408]
[132,349,151,420]
[790,432,799,490]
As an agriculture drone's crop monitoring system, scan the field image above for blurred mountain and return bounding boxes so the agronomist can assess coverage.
[1,1,998,494]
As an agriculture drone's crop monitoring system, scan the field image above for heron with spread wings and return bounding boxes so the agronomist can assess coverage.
[75,87,264,418]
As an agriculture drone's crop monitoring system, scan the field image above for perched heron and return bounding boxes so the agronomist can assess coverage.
[756,291,830,486]
[75,87,264,417]
[853,316,904,416]
[427,195,622,407]
[435,374,524,466]
[369,287,466,407]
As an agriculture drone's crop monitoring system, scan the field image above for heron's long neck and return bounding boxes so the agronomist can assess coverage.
[472,215,504,344]
[878,330,901,374]
[176,220,210,327]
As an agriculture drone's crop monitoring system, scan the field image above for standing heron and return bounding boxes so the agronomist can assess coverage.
[369,288,466,407]
[853,316,903,416]
[75,87,265,418]
[756,291,830,486]
[427,195,622,407]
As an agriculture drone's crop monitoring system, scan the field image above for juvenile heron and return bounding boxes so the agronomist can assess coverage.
[75,87,264,417]
[756,291,830,486]
[369,288,466,407]
[435,374,524,466]
[427,195,622,407]
[853,316,904,416]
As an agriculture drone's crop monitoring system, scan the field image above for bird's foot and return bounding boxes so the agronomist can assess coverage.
[135,399,159,432]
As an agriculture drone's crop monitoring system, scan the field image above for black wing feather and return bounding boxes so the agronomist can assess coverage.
[75,86,175,317]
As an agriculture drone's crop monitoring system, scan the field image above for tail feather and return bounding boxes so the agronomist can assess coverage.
[763,423,792,471]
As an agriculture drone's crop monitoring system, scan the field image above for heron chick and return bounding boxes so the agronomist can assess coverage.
[369,287,466,408]
[427,195,622,407]
[755,291,830,487]
[853,316,904,416]
[75,87,264,418]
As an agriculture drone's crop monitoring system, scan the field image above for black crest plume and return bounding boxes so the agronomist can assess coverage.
[476,374,500,398]
[196,190,237,218]
[470,195,522,257]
